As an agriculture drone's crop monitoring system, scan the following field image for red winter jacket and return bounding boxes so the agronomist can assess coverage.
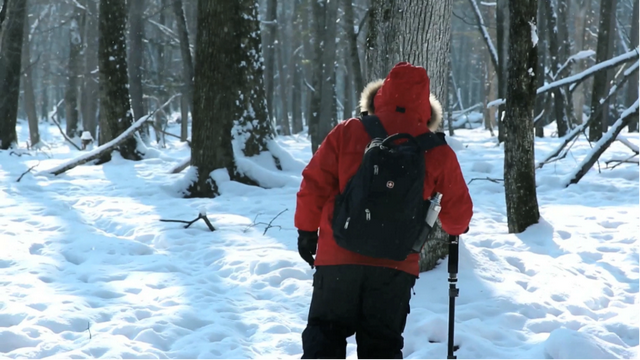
[295,62,473,276]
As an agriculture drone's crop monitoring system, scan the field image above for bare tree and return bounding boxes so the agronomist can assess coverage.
[589,0,618,141]
[503,0,540,233]
[21,7,39,147]
[627,0,639,132]
[0,0,27,150]
[97,0,141,161]
[81,0,99,138]
[65,9,83,138]
[127,0,145,124]
[172,0,194,142]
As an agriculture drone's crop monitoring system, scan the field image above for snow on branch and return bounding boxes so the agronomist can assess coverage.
[616,136,639,154]
[537,64,639,169]
[46,93,180,176]
[491,48,639,106]
[45,114,152,176]
[565,99,639,187]
[467,0,498,71]
[558,48,638,93]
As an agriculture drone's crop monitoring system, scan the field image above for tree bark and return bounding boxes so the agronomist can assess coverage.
[316,0,339,145]
[98,0,141,161]
[343,0,364,102]
[0,0,27,150]
[308,0,326,153]
[65,13,82,138]
[21,10,39,147]
[588,0,618,141]
[188,0,268,198]
[503,0,540,234]
[534,0,546,138]
[127,0,145,124]
[290,0,303,133]
[276,16,291,136]
[234,1,275,158]
[263,0,277,123]
[172,0,194,142]
[544,0,569,137]
[626,0,639,132]
[82,0,99,138]
[496,0,509,143]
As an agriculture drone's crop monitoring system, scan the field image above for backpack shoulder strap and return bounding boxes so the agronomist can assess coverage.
[416,131,447,151]
[359,115,388,140]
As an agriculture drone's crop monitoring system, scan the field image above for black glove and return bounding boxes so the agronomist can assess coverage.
[297,230,318,269]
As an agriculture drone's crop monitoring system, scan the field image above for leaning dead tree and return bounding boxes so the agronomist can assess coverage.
[565,100,639,186]
[537,60,639,169]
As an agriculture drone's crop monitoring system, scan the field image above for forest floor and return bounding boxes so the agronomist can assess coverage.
[0,118,638,359]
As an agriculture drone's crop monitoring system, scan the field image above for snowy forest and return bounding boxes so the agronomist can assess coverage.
[0,0,638,358]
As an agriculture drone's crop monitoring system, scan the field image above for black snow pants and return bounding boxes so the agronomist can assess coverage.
[301,264,416,359]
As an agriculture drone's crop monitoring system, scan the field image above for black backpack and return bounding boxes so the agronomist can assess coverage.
[331,115,447,261]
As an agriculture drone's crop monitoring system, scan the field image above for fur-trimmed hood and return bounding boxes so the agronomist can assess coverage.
[358,75,443,132]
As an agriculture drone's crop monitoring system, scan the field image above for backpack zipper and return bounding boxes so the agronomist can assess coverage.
[365,209,371,221]
[373,165,379,175]
[344,217,350,229]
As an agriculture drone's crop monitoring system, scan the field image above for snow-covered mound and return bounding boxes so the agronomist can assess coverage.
[0,120,637,358]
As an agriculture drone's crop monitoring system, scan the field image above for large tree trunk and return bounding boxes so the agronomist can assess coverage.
[290,0,303,134]
[97,0,141,161]
[503,0,540,234]
[496,0,509,143]
[0,0,27,150]
[316,0,339,146]
[534,0,546,138]
[188,0,268,198]
[172,0,194,142]
[127,0,145,124]
[544,0,569,137]
[626,0,639,132]
[308,0,326,153]
[234,2,275,158]
[365,0,454,272]
[588,0,618,141]
[343,0,364,103]
[65,12,82,138]
[276,16,291,136]
[81,0,99,138]
[21,9,39,147]
[263,0,277,123]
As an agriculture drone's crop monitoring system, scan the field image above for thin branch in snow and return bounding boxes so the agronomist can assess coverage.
[160,212,216,232]
[16,162,40,182]
[467,177,504,185]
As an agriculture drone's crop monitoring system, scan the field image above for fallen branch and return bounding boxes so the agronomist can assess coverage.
[606,155,639,169]
[170,157,191,174]
[243,209,288,235]
[46,114,152,176]
[565,100,639,187]
[490,47,639,106]
[616,136,639,154]
[536,64,639,169]
[49,99,82,151]
[159,211,216,231]
[148,122,191,147]
[467,177,504,185]
[9,151,33,157]
[16,161,40,182]
[45,95,181,176]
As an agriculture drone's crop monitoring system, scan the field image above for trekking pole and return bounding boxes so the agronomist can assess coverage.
[447,234,459,359]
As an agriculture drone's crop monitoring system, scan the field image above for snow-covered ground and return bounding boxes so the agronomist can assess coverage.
[1,118,638,359]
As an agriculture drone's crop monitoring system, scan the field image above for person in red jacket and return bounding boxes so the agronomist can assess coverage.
[295,62,473,359]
